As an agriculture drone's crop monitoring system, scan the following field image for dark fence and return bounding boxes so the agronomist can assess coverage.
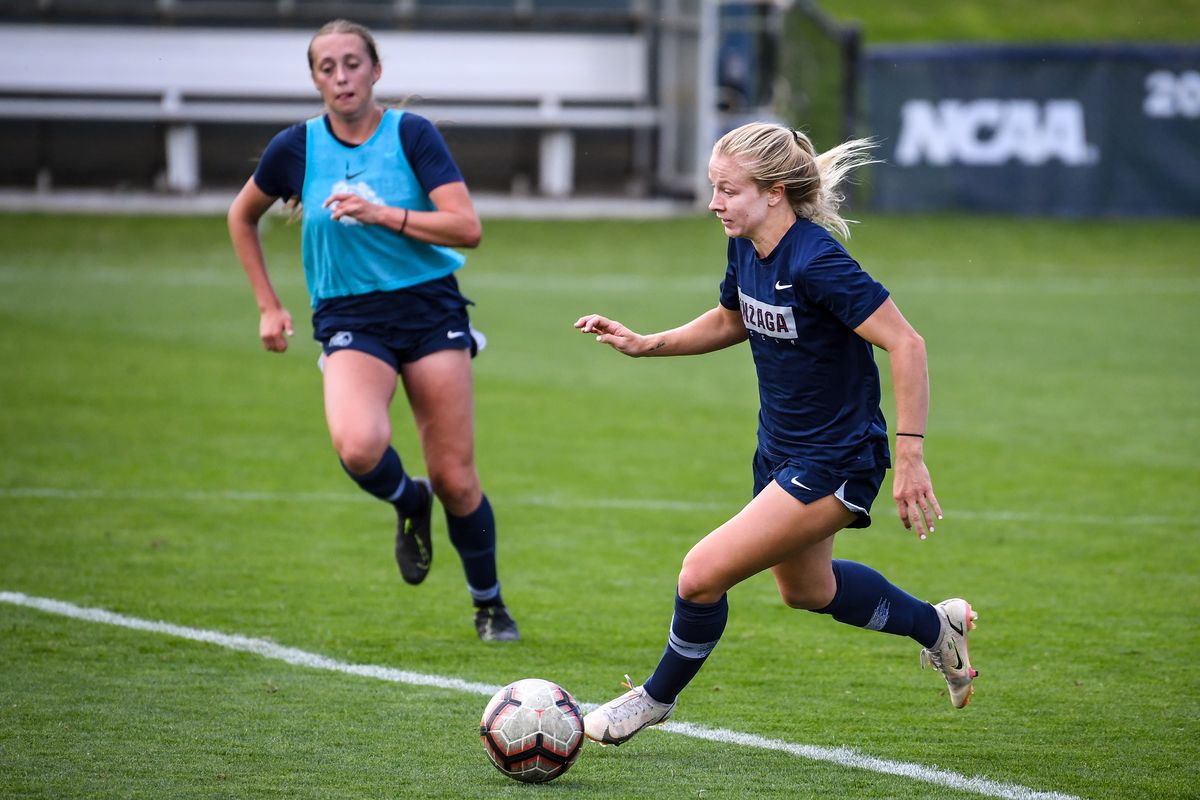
[866,45,1200,217]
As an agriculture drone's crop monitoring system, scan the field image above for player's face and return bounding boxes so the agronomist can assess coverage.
[310,32,380,119]
[707,153,774,239]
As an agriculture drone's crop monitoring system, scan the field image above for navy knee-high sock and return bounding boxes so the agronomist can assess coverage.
[812,559,940,648]
[341,446,423,516]
[446,494,502,607]
[643,592,728,705]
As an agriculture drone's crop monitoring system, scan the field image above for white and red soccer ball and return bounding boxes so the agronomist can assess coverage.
[479,678,584,783]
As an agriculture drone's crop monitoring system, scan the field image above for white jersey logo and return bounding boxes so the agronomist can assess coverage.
[738,289,797,340]
[895,99,1099,166]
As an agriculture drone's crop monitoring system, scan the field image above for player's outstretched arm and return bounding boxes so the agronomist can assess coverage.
[575,305,746,357]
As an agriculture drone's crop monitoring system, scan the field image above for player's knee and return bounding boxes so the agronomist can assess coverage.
[777,582,834,611]
[778,589,823,610]
[338,446,387,475]
[677,556,726,604]
[429,467,480,516]
[332,431,389,475]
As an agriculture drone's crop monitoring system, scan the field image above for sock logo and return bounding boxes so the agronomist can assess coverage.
[667,629,720,660]
[864,599,891,631]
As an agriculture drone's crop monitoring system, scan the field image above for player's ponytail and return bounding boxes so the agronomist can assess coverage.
[712,122,876,239]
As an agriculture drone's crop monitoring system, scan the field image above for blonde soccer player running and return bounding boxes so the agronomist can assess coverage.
[576,122,976,746]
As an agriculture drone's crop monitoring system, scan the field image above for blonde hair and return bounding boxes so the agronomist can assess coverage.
[713,122,876,239]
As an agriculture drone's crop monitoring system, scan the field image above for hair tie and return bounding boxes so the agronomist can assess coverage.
[789,128,801,145]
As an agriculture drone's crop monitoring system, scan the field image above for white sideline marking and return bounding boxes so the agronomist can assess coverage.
[0,591,502,697]
[0,486,1188,527]
[664,722,1082,800]
[1,591,1081,800]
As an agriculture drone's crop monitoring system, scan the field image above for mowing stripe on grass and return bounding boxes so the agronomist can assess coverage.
[0,486,1188,528]
[3,263,1198,296]
[1,590,1081,800]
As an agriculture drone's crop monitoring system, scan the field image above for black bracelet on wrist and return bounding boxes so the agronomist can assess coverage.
[895,432,925,438]
[399,208,409,234]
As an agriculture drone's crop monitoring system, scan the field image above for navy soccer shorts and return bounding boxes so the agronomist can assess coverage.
[312,279,481,371]
[752,448,887,529]
[317,310,479,371]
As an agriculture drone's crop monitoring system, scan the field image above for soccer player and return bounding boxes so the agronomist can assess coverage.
[227,19,518,641]
[575,122,976,745]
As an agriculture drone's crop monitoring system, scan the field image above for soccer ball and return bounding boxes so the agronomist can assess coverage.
[479,678,584,783]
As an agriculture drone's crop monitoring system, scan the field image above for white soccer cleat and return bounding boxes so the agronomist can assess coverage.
[921,598,978,708]
[583,681,676,747]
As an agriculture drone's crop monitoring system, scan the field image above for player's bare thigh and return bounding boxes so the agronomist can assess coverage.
[322,348,398,472]
[401,347,481,515]
[679,482,855,604]
[769,535,839,610]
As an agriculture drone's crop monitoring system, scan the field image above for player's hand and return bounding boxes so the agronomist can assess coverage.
[260,307,294,353]
[575,314,648,356]
[891,439,942,539]
[323,192,378,225]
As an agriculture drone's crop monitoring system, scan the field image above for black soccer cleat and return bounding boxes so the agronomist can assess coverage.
[475,604,521,642]
[394,477,433,585]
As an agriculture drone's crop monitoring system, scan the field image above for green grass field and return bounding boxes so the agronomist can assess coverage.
[1,211,1197,799]
[829,0,1200,43]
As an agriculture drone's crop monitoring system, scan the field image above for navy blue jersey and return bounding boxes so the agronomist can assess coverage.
[718,219,891,469]
[252,111,464,202]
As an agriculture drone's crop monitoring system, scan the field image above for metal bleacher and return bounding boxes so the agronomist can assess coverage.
[0,0,717,207]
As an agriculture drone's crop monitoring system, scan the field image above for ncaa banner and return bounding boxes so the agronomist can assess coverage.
[865,45,1200,216]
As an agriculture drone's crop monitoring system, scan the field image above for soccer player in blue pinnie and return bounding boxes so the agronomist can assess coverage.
[575,121,977,746]
[227,19,518,642]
